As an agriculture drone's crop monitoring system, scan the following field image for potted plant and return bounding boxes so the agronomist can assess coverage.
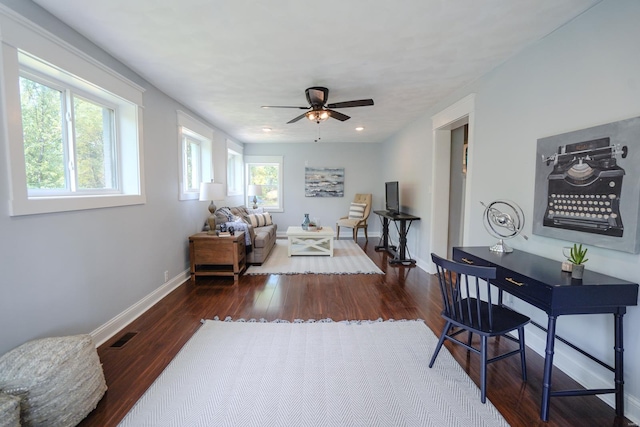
[567,243,588,279]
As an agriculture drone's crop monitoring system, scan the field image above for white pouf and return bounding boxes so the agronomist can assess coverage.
[0,391,21,427]
[0,334,107,427]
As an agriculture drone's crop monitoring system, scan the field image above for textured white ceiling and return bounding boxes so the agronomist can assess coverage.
[33,0,600,144]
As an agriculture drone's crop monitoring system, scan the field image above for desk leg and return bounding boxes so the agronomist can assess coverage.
[541,315,557,422]
[375,217,390,251]
[398,219,407,260]
[614,312,625,418]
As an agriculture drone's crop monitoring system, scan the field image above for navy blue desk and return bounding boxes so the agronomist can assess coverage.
[453,247,638,421]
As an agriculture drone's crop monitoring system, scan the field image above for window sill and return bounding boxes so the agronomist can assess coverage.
[9,193,146,216]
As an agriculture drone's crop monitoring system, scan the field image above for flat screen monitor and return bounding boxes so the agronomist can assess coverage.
[385,181,399,213]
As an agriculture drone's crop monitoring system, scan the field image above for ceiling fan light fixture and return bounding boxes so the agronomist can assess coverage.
[306,110,329,122]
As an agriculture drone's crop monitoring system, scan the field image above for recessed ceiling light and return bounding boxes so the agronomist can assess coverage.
[355,127,364,131]
[262,127,272,132]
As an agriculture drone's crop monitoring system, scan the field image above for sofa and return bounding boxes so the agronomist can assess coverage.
[214,206,277,265]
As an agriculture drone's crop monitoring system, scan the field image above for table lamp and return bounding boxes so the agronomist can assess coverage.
[199,181,226,233]
[247,184,263,209]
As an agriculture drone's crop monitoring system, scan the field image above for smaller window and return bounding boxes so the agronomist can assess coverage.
[245,156,283,212]
[177,111,212,200]
[181,130,203,195]
[227,148,243,196]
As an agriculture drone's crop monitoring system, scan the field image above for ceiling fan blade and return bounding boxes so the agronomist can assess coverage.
[306,87,329,107]
[287,112,308,124]
[326,109,350,121]
[326,99,374,109]
[261,105,308,109]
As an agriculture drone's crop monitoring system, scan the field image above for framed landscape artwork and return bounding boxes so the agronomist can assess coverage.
[305,167,344,197]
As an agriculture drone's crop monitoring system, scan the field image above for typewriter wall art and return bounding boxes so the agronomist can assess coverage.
[532,116,640,254]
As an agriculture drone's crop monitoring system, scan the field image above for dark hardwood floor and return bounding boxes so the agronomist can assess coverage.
[79,239,634,427]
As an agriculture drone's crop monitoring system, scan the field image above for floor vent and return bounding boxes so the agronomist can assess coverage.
[110,332,137,348]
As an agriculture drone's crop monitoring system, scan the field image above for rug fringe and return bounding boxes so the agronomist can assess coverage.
[210,316,424,324]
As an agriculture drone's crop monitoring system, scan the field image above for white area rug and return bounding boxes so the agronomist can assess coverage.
[118,319,509,427]
[246,239,383,275]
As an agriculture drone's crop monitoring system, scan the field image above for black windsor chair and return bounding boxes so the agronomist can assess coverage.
[429,253,530,403]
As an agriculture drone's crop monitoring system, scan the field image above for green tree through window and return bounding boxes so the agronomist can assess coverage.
[248,164,280,208]
[19,75,117,194]
[20,77,65,189]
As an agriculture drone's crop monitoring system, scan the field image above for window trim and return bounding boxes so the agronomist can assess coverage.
[1,9,145,216]
[245,155,283,212]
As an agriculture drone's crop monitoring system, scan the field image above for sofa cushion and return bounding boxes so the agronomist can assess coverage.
[247,212,273,227]
[253,224,276,249]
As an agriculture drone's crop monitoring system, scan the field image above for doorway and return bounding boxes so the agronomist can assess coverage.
[447,124,468,258]
[428,94,475,273]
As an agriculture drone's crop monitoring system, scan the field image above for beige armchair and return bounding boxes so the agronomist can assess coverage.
[336,193,372,241]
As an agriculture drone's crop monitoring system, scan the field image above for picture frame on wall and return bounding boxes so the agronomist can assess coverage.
[532,116,640,254]
[304,167,344,197]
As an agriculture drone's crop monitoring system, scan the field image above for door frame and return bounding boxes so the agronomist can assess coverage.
[428,94,475,273]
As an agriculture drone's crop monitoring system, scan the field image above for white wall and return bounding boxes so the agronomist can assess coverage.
[0,0,237,354]
[243,142,382,237]
[383,0,640,421]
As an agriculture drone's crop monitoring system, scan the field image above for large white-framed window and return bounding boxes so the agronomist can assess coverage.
[245,155,283,212]
[1,11,145,216]
[177,111,212,200]
[226,139,243,197]
[20,66,119,196]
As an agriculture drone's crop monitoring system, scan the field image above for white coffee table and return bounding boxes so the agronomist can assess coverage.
[286,226,334,257]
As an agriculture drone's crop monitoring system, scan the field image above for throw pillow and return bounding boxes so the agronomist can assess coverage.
[348,202,367,219]
[247,212,273,227]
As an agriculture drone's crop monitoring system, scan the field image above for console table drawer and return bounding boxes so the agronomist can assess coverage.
[453,249,552,309]
[494,270,552,309]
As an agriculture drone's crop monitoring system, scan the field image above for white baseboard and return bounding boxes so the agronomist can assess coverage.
[90,270,190,347]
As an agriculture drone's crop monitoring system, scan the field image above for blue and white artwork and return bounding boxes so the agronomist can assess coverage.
[305,167,344,197]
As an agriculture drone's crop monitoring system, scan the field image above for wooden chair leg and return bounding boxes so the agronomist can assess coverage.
[336,224,340,240]
[364,226,368,241]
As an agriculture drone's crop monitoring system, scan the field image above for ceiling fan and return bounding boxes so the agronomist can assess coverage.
[261,86,374,124]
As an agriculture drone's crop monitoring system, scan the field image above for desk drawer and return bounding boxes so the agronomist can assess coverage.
[494,270,552,309]
[453,250,552,310]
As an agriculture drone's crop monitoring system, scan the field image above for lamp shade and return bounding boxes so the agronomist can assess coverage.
[247,184,263,197]
[199,182,225,201]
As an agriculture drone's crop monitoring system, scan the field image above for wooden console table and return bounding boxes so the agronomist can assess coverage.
[374,210,420,265]
[189,232,246,283]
